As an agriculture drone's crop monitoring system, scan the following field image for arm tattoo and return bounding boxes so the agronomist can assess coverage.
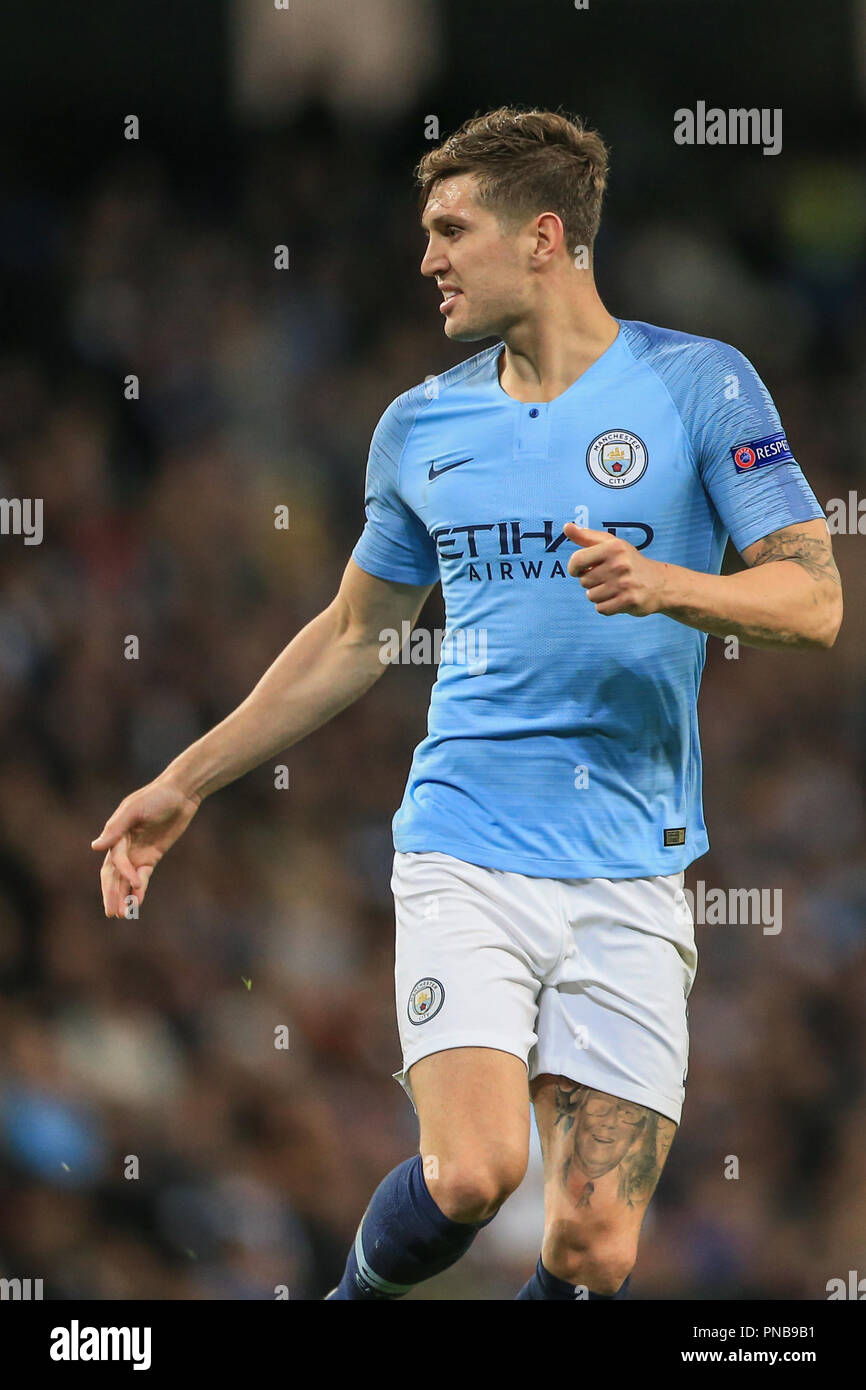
[662,527,841,647]
[748,530,841,586]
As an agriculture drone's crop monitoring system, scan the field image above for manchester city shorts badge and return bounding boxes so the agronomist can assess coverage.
[408,977,445,1025]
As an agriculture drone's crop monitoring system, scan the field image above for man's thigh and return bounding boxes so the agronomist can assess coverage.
[532,1075,677,1242]
[410,1046,532,1159]
[409,1047,532,1211]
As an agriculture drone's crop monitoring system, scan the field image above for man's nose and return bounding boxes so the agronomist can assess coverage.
[590,1110,617,1129]
[420,241,447,277]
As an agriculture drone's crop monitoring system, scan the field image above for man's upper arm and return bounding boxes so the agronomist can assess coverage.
[335,556,437,644]
[687,339,826,555]
[351,388,441,587]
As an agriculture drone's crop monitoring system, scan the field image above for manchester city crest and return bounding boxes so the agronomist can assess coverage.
[408,977,445,1025]
[586,429,648,488]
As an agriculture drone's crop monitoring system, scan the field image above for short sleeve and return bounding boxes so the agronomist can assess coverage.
[351,390,440,585]
[689,341,825,554]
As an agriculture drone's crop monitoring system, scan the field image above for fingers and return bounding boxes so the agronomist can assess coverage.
[93,794,167,916]
[100,850,124,918]
[91,812,128,853]
[582,580,620,604]
[591,597,629,616]
[111,836,141,892]
[100,847,152,918]
[567,544,609,575]
[93,807,142,916]
[137,865,154,899]
[563,524,627,577]
[101,850,131,919]
[563,524,611,575]
[563,523,613,546]
[121,865,154,918]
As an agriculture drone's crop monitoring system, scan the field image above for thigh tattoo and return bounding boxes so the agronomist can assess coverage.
[548,1082,676,1210]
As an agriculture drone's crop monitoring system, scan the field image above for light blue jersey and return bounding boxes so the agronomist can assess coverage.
[352,319,824,878]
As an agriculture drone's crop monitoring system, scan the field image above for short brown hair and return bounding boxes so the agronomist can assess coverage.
[415,106,609,257]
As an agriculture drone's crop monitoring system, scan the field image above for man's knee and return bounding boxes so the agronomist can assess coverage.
[543,1217,637,1292]
[425,1149,527,1223]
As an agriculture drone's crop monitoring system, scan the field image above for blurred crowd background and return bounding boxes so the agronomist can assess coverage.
[0,0,865,1299]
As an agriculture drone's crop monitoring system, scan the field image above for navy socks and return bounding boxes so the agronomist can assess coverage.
[328,1154,493,1299]
[327,1158,632,1301]
[515,1257,632,1300]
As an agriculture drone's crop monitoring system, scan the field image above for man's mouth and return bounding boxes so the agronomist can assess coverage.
[439,288,463,314]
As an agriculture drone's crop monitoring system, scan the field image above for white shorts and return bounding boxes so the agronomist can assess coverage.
[392,850,698,1126]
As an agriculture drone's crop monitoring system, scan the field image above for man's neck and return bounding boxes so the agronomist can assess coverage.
[497,293,620,403]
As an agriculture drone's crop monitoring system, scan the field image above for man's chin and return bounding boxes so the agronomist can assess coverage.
[444,318,497,343]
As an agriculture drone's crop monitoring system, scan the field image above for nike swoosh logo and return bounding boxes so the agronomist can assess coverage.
[428,455,473,481]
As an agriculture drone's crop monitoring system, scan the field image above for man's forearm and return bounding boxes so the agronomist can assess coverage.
[656,558,842,650]
[160,605,385,801]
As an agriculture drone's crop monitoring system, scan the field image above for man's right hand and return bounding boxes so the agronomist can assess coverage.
[91,778,202,918]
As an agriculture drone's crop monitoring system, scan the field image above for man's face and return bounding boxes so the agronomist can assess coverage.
[419,174,531,342]
[574,1092,646,1178]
